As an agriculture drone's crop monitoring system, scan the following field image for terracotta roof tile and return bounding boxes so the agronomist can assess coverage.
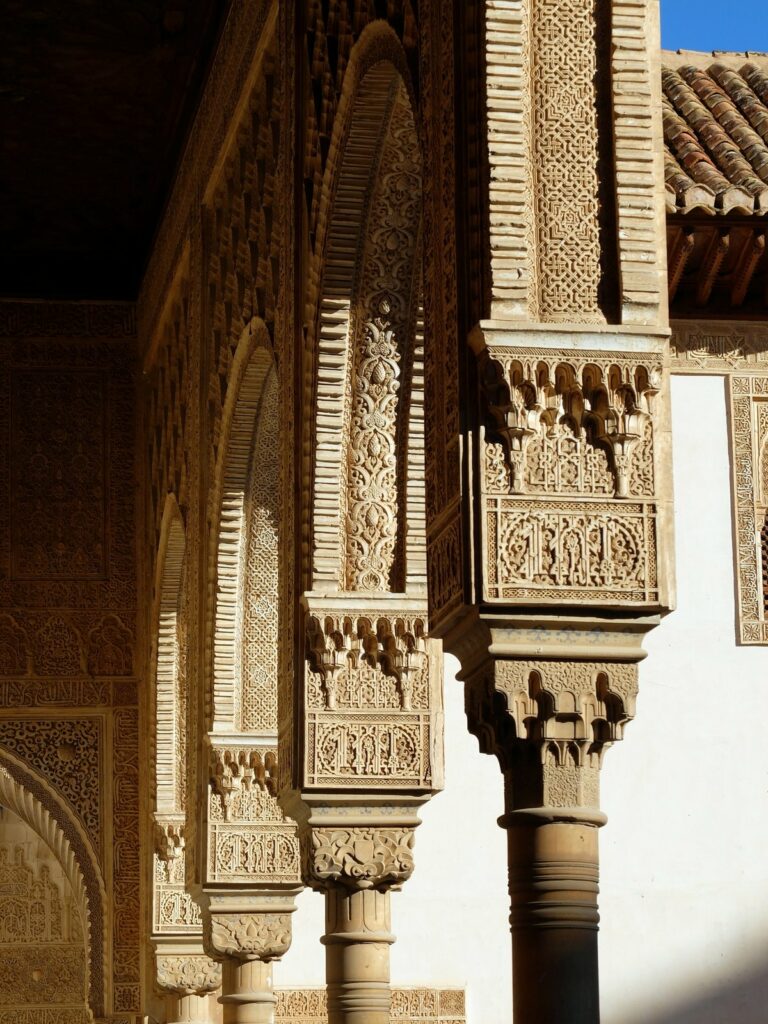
[663,51,768,216]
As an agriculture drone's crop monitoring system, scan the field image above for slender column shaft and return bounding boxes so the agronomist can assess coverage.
[322,888,395,1024]
[167,992,216,1023]
[219,959,276,1024]
[506,818,601,1024]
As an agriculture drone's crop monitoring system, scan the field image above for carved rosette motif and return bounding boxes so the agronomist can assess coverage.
[477,343,664,608]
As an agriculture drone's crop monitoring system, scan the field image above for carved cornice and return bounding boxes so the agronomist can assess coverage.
[305,608,428,712]
[479,348,659,500]
[155,817,186,861]
[156,953,221,995]
[304,826,416,893]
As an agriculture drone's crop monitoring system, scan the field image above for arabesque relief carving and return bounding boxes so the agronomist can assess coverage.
[478,347,663,606]
[728,374,768,643]
[208,744,300,886]
[0,825,88,1018]
[155,954,221,995]
[208,913,292,961]
[305,827,416,891]
[671,321,768,372]
[303,610,436,789]
[0,316,139,1018]
[347,298,403,591]
[274,987,465,1023]
[531,0,607,321]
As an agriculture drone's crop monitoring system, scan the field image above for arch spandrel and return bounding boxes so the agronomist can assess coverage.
[0,752,107,1021]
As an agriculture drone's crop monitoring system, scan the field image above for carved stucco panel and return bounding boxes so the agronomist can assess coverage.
[728,375,768,643]
[274,987,465,1022]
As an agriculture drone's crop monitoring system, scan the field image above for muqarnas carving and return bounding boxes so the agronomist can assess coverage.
[304,613,435,789]
[481,352,661,605]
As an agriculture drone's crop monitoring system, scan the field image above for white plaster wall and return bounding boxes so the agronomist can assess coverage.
[600,374,768,1024]
[284,374,768,1023]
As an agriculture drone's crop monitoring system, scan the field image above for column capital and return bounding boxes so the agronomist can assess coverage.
[466,651,638,814]
[206,911,293,962]
[302,824,416,893]
[154,937,221,997]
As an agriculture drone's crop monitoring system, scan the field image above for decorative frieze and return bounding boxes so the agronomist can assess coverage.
[274,988,465,1022]
[207,743,301,886]
[302,604,440,793]
[671,320,768,372]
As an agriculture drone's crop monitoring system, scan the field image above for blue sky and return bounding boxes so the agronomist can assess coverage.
[662,0,768,52]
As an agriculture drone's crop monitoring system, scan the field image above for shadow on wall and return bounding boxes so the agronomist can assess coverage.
[620,954,768,1024]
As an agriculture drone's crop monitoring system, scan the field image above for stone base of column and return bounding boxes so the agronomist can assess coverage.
[167,991,217,1024]
[322,888,395,1024]
[505,810,603,1024]
[220,959,276,1024]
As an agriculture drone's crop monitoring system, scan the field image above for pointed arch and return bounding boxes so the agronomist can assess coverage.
[208,318,280,733]
[0,750,107,1019]
[307,24,427,597]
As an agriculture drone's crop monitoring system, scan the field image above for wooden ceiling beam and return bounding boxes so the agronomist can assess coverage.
[668,226,695,303]
[696,228,730,306]
[731,230,766,307]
